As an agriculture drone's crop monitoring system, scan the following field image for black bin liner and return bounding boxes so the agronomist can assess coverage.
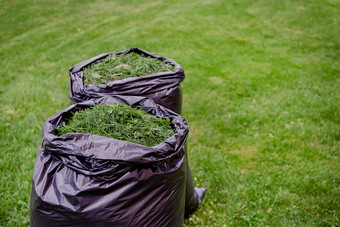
[30,96,205,226]
[69,47,185,114]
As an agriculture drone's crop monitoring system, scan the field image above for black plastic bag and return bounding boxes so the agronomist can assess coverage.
[69,47,185,114]
[30,96,205,226]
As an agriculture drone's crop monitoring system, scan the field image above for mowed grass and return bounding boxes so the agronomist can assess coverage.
[0,0,339,226]
[57,103,174,147]
[83,52,174,84]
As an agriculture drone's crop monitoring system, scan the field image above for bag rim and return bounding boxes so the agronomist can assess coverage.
[41,96,189,164]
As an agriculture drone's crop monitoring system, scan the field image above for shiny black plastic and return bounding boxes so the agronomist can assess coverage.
[30,96,205,227]
[69,47,184,114]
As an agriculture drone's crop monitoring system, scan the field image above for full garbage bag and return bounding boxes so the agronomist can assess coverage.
[30,96,205,227]
[69,47,184,114]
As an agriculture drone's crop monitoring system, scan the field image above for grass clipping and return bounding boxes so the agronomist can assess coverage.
[83,52,174,85]
[57,103,174,147]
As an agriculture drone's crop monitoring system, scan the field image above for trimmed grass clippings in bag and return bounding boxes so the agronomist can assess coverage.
[31,96,205,226]
[83,52,174,85]
[57,103,174,147]
[69,48,185,114]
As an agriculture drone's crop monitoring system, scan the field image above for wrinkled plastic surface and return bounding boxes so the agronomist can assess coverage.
[30,96,205,227]
[69,47,185,114]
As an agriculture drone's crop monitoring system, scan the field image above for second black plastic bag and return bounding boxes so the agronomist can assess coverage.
[30,96,205,227]
[69,47,185,114]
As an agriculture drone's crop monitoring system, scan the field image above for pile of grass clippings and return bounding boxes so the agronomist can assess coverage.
[83,52,174,85]
[57,103,174,147]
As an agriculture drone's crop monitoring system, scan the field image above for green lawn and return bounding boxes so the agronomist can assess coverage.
[0,0,339,226]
